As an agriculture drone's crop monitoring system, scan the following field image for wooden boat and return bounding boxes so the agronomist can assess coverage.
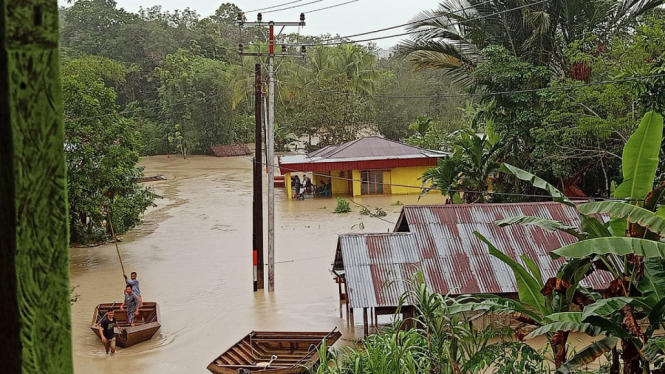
[90,302,161,348]
[206,330,342,374]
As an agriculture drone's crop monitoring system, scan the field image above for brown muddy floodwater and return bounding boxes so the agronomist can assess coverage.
[70,154,448,374]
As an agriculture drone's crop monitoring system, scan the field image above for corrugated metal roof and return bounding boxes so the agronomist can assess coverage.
[336,202,613,309]
[312,137,435,159]
[279,136,449,173]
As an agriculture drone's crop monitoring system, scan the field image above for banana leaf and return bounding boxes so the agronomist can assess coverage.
[581,297,633,320]
[581,215,612,238]
[639,258,665,306]
[614,111,664,201]
[446,294,543,323]
[583,316,641,347]
[475,232,548,316]
[578,201,665,237]
[496,216,586,240]
[552,237,665,259]
[645,181,665,212]
[521,254,544,288]
[546,312,583,323]
[608,218,628,237]
[555,337,618,374]
[642,337,665,361]
[500,163,573,206]
[526,322,602,339]
[647,297,665,329]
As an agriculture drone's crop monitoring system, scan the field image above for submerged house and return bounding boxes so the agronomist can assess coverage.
[278,137,448,199]
[332,202,611,335]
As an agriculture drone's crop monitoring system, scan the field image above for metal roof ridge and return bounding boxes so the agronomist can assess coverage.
[324,137,365,158]
[401,201,567,209]
[338,232,414,237]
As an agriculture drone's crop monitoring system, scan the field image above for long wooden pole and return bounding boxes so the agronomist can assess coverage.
[108,215,126,276]
[267,22,275,292]
[253,63,264,291]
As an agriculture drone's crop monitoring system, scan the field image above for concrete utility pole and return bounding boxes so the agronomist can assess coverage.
[237,13,306,292]
[253,64,263,291]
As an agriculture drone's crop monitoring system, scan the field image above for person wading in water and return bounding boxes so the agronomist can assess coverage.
[98,309,117,355]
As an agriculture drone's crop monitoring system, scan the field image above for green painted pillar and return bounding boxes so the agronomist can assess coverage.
[0,0,74,372]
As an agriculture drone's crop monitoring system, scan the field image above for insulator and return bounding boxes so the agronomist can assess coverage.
[300,13,305,22]
[257,13,263,22]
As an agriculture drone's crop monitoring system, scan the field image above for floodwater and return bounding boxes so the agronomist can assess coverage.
[70,154,448,373]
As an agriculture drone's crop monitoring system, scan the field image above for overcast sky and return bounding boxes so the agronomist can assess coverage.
[61,0,444,48]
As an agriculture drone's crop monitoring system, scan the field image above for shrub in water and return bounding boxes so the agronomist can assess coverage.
[334,197,351,213]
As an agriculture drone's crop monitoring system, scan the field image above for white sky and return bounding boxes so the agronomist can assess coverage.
[60,0,444,48]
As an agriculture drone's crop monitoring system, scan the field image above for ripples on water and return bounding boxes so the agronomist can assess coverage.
[70,155,447,373]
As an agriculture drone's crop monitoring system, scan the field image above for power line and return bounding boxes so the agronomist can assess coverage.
[312,0,492,43]
[247,0,304,13]
[258,159,610,201]
[297,0,545,46]
[306,0,360,14]
[314,73,665,100]
[262,0,324,14]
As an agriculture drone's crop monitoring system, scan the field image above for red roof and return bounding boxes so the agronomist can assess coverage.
[279,137,448,173]
[334,202,613,309]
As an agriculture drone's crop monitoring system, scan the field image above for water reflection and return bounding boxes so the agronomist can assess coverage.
[70,155,448,373]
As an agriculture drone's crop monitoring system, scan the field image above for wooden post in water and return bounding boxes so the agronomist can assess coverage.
[253,64,264,291]
[363,308,369,336]
[0,0,74,370]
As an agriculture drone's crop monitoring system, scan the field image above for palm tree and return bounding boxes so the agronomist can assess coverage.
[327,44,380,95]
[400,0,665,83]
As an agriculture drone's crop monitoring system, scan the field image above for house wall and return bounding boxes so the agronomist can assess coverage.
[331,170,350,194]
[390,166,434,195]
[351,170,362,197]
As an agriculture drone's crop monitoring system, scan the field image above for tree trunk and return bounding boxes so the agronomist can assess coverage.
[621,305,645,374]
[552,330,570,368]
[610,346,620,374]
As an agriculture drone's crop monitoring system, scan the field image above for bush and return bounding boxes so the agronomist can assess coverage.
[334,197,351,213]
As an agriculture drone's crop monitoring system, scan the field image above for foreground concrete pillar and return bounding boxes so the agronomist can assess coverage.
[0,0,74,372]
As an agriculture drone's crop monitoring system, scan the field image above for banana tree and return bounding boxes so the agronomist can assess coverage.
[420,129,502,203]
[471,111,665,374]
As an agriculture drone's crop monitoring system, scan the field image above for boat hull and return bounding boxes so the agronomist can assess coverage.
[90,302,161,348]
[207,330,341,374]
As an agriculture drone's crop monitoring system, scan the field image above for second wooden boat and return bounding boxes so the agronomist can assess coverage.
[90,302,161,348]
[206,329,342,374]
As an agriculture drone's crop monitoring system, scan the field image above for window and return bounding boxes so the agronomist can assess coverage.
[360,170,384,195]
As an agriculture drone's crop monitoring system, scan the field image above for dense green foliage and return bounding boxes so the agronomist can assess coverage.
[314,112,665,374]
[59,0,465,157]
[457,112,665,374]
[56,0,467,243]
[63,55,155,243]
[407,1,665,200]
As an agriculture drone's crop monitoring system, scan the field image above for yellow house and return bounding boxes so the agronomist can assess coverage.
[278,137,449,199]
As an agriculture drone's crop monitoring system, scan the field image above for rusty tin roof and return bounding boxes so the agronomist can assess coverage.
[335,202,612,309]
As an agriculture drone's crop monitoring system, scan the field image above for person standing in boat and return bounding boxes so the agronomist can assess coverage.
[98,309,117,355]
[124,272,142,307]
[120,284,140,327]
